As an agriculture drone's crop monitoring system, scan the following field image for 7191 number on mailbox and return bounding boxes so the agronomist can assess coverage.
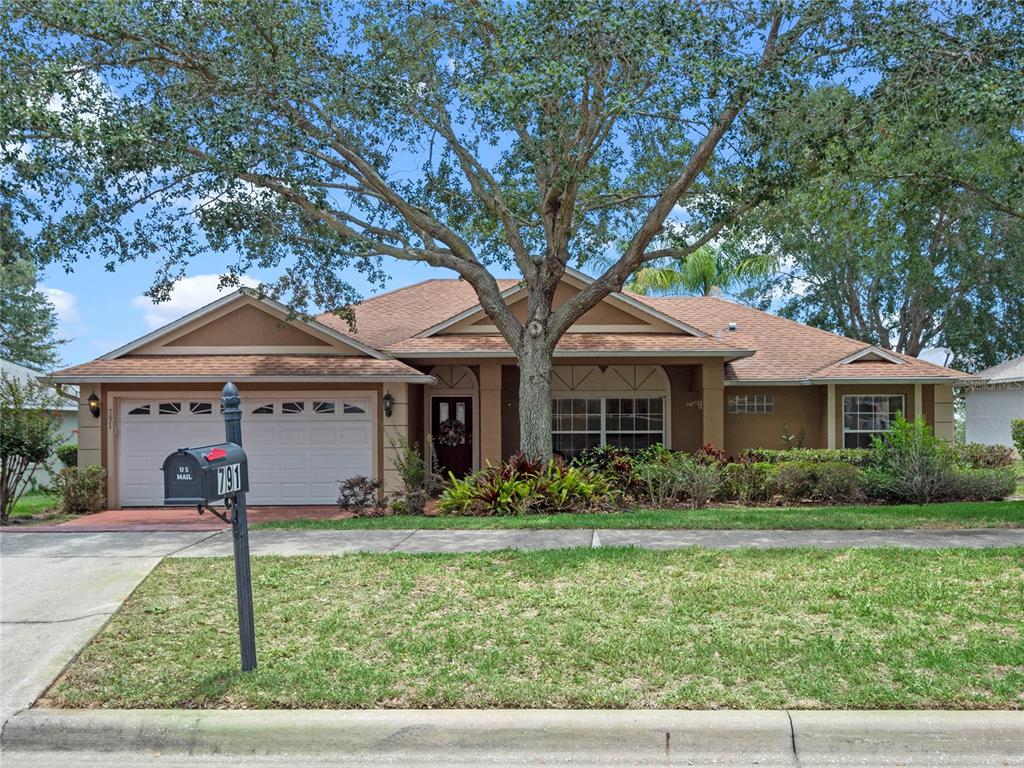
[217,463,242,497]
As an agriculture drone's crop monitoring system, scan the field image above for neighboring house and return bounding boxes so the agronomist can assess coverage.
[1,358,79,486]
[49,270,972,508]
[966,355,1024,450]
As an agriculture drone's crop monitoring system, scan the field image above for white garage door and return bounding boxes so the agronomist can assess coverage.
[118,395,374,506]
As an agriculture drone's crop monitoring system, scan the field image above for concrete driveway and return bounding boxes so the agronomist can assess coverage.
[0,531,219,723]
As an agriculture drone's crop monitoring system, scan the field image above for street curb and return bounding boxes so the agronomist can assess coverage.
[3,709,1023,764]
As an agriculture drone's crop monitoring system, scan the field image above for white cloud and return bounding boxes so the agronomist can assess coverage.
[43,287,79,324]
[132,274,259,330]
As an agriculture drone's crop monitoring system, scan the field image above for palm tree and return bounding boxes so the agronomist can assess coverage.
[591,240,776,297]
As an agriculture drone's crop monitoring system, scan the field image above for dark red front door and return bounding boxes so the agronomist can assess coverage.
[432,396,473,478]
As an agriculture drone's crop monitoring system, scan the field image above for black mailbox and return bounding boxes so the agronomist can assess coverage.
[162,443,249,506]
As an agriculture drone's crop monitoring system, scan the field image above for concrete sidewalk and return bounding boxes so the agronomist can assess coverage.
[3,527,1023,560]
[2,708,1021,767]
[170,526,1024,556]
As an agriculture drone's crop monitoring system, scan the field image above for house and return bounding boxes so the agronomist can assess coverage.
[49,270,972,508]
[1,358,79,486]
[966,354,1024,450]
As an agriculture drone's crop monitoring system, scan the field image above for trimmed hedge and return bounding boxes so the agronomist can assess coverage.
[953,443,1015,469]
[738,448,873,467]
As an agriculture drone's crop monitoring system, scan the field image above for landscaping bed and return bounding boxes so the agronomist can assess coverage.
[46,548,1024,710]
[255,500,1024,530]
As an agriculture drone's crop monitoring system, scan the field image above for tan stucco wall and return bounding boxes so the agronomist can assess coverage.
[77,386,103,468]
[455,283,678,333]
[700,361,724,450]
[724,386,825,454]
[380,383,409,493]
[166,304,332,347]
[666,365,701,452]
[478,362,502,464]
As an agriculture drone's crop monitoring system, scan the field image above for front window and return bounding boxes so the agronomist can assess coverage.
[842,394,905,448]
[551,397,665,460]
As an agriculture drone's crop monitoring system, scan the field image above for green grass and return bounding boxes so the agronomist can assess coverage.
[47,548,1024,710]
[253,500,1024,531]
[4,491,69,524]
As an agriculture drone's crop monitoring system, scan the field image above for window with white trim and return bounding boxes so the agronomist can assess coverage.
[842,394,905,448]
[727,394,774,414]
[551,397,664,459]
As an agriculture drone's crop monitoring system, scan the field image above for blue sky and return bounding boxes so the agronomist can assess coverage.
[41,254,951,369]
[40,254,465,366]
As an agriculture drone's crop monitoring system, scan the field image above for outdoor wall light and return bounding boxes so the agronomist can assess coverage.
[87,392,101,418]
[383,391,394,418]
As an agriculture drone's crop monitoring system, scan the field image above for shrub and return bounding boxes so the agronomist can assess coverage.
[439,459,616,516]
[695,442,727,466]
[633,449,721,509]
[56,443,78,469]
[953,442,1015,469]
[682,460,721,509]
[388,434,442,515]
[573,445,637,492]
[337,476,385,516]
[945,468,1017,501]
[722,461,774,505]
[739,448,872,467]
[632,448,692,506]
[772,461,818,502]
[813,461,862,502]
[1010,419,1024,457]
[53,465,106,515]
[867,414,955,504]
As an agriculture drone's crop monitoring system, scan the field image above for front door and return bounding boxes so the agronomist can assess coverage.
[431,396,473,478]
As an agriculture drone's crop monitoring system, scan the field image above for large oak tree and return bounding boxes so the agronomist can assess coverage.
[2,0,1020,456]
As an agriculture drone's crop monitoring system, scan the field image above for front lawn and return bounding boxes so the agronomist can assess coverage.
[253,500,1024,530]
[3,491,73,525]
[47,548,1023,710]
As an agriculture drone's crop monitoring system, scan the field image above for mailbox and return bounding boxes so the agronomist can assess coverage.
[162,443,249,506]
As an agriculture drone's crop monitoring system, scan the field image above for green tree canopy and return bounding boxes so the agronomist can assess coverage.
[0,214,63,369]
[740,59,1024,371]
[2,0,1021,454]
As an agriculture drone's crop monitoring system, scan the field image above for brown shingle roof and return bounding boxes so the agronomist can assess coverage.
[384,333,751,356]
[641,296,972,382]
[343,281,970,382]
[51,355,430,381]
[317,278,519,349]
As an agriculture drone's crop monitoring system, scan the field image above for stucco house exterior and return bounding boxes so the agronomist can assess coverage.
[966,355,1024,450]
[50,270,972,508]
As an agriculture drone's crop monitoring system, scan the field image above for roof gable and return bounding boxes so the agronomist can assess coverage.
[106,291,387,360]
[832,346,905,366]
[419,269,706,338]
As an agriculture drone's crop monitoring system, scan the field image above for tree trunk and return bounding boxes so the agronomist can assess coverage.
[517,323,554,460]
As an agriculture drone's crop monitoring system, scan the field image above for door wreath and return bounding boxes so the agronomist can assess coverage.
[437,417,466,447]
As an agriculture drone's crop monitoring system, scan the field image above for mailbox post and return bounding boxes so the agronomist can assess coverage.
[160,382,257,672]
[222,382,257,672]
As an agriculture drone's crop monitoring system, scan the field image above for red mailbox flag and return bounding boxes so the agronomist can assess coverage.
[205,447,227,461]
